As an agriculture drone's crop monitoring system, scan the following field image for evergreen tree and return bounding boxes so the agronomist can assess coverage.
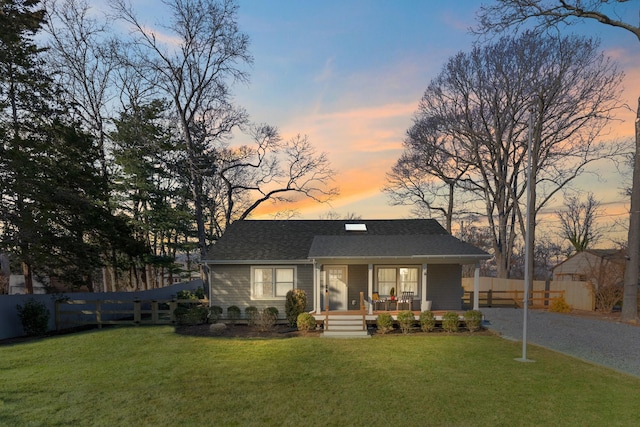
[111,99,193,288]
[0,0,146,292]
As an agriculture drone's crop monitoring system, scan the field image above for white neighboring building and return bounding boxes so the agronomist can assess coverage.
[9,275,47,294]
[552,249,625,286]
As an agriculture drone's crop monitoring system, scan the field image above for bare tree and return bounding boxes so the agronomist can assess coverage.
[394,31,624,278]
[111,0,252,275]
[384,119,474,233]
[476,0,639,321]
[209,126,338,234]
[556,192,602,252]
[43,0,118,182]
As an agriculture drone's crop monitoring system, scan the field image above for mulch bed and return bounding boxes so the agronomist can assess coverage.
[174,323,319,339]
[174,323,494,338]
[3,309,632,346]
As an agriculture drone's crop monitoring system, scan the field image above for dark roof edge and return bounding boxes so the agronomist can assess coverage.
[205,259,313,265]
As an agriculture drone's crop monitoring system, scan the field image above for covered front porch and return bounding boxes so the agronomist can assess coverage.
[310,261,485,316]
[311,292,471,322]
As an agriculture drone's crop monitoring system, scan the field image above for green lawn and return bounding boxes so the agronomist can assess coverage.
[1,327,639,426]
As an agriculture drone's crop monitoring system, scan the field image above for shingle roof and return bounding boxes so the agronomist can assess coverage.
[205,219,489,262]
[308,234,489,258]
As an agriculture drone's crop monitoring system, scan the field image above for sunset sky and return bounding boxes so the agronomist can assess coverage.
[119,1,639,243]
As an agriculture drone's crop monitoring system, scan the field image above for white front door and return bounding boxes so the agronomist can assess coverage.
[326,266,348,311]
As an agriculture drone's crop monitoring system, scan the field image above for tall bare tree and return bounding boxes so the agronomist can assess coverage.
[393,31,624,278]
[43,0,118,182]
[476,0,640,320]
[209,126,338,235]
[556,192,602,252]
[112,0,252,281]
[384,118,474,233]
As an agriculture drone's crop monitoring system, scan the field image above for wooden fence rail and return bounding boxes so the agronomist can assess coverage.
[463,290,565,308]
[55,298,208,329]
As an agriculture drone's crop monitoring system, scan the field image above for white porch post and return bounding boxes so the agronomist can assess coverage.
[315,263,322,313]
[368,264,373,314]
[473,262,480,311]
[421,263,428,311]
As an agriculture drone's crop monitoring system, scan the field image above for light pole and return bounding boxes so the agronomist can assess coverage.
[516,108,535,363]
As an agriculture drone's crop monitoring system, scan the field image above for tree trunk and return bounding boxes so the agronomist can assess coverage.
[622,97,640,322]
[21,261,33,294]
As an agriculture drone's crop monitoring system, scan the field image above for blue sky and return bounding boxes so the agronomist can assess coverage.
[228,1,639,228]
[232,1,484,218]
[103,0,639,242]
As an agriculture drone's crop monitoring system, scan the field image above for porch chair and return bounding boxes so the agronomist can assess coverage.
[371,292,382,311]
[398,291,414,311]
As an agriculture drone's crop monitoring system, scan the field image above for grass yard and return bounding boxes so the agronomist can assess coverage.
[1,327,639,426]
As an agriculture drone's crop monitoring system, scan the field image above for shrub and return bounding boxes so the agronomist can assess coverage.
[174,305,208,325]
[16,298,50,336]
[419,310,436,332]
[594,284,623,313]
[297,312,316,332]
[285,289,307,327]
[265,306,279,319]
[442,312,460,333]
[253,308,277,333]
[464,310,483,332]
[245,306,258,325]
[227,305,241,324]
[176,287,205,301]
[209,306,223,323]
[550,296,572,313]
[376,312,394,334]
[397,310,415,334]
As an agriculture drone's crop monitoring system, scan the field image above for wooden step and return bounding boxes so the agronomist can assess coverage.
[322,314,369,338]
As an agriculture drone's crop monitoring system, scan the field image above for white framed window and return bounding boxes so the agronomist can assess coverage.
[252,266,295,299]
[375,266,420,296]
[377,268,396,296]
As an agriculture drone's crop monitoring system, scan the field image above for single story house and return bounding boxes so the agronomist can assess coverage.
[204,219,490,322]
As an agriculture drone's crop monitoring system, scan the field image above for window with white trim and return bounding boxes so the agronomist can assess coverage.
[375,266,419,296]
[252,267,295,299]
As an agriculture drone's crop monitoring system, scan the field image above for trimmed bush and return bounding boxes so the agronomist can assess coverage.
[550,296,572,313]
[227,305,241,325]
[209,306,223,323]
[16,298,50,336]
[253,308,277,332]
[419,310,436,332]
[297,312,316,332]
[265,306,279,319]
[376,312,394,334]
[397,310,415,334]
[464,310,483,332]
[442,312,460,333]
[285,289,307,327]
[245,306,258,325]
[174,305,208,325]
[244,305,258,326]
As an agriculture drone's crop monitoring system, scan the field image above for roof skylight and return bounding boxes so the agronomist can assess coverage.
[345,223,367,231]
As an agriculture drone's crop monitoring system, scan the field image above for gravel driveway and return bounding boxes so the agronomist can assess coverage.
[482,307,640,378]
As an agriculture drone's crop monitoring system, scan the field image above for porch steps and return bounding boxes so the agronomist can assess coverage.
[322,314,370,339]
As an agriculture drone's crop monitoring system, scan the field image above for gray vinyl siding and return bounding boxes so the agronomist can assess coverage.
[347,264,368,311]
[210,264,314,318]
[296,264,314,309]
[426,264,463,310]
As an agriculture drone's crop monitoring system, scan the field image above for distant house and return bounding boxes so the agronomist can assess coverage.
[203,219,490,320]
[552,249,626,287]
